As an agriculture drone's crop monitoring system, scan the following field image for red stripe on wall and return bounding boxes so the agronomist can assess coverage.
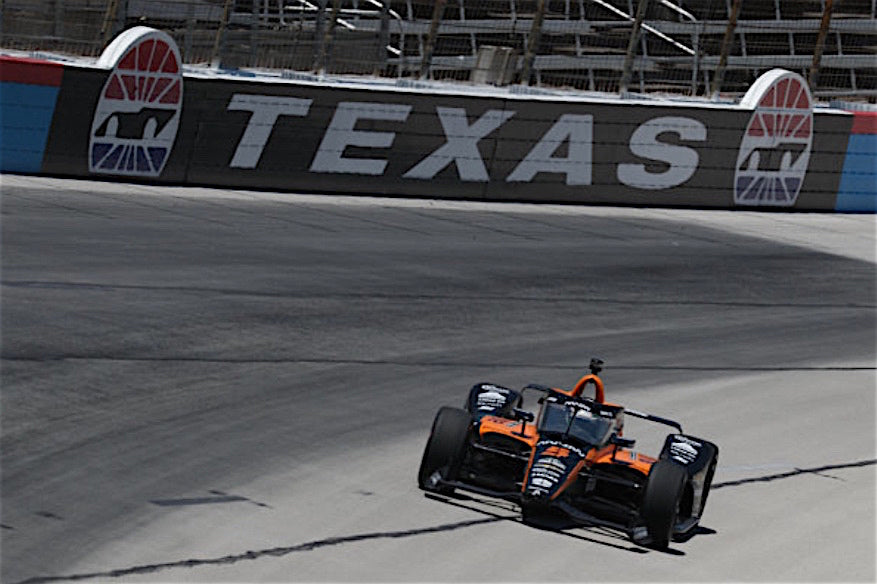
[0,56,64,86]
[850,111,877,135]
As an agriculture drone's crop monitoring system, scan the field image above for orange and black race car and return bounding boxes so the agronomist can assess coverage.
[418,359,718,549]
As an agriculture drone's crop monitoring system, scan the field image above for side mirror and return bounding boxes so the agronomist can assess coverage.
[610,434,635,449]
[513,408,534,437]
[513,409,535,423]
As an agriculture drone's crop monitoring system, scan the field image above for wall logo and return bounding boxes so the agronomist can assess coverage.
[89,27,182,177]
[227,94,709,190]
[734,69,813,207]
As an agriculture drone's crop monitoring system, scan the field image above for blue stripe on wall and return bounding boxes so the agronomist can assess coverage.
[835,134,877,213]
[0,82,62,173]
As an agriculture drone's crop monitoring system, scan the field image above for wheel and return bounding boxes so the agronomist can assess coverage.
[417,407,471,494]
[641,460,688,549]
[698,457,718,517]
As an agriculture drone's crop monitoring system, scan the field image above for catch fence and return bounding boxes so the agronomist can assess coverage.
[1,0,875,99]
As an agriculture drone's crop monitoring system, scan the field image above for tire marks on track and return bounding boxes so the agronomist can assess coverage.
[4,280,874,310]
[3,353,874,371]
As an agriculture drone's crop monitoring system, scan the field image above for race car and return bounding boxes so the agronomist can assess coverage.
[417,359,718,549]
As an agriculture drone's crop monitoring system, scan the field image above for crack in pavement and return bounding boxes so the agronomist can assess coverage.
[14,517,504,584]
[712,459,877,489]
[13,460,876,582]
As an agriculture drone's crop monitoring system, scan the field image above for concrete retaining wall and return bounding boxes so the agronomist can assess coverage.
[2,27,873,212]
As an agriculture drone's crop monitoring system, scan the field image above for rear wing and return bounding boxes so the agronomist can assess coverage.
[624,408,683,433]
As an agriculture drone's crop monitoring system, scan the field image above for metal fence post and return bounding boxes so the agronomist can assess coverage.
[520,0,547,86]
[691,25,702,95]
[250,0,260,67]
[116,0,128,40]
[420,0,446,80]
[375,0,391,76]
[711,0,743,99]
[808,0,834,92]
[314,0,342,74]
[184,0,195,63]
[212,0,233,67]
[619,0,650,94]
[100,0,119,49]
[54,0,64,39]
[312,0,327,71]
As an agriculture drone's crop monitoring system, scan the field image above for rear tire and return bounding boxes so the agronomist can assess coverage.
[641,460,687,550]
[417,407,471,494]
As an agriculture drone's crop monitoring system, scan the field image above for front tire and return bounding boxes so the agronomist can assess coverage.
[417,407,471,494]
[641,460,687,549]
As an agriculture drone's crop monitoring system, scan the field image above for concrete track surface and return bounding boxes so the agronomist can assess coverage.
[2,175,875,583]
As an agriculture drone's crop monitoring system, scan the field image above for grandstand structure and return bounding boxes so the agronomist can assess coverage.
[1,0,875,100]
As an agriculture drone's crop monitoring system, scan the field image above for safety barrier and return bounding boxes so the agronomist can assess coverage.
[835,112,877,213]
[1,27,872,212]
[0,56,64,172]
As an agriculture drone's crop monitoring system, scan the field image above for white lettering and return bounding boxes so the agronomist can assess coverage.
[537,440,587,458]
[310,102,411,175]
[227,94,312,168]
[536,458,567,471]
[617,116,706,190]
[673,435,702,446]
[506,114,593,186]
[403,107,515,181]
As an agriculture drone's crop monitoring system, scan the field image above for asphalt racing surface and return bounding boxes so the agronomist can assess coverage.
[2,175,875,583]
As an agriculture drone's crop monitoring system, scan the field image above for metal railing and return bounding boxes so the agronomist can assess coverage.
[1,0,874,100]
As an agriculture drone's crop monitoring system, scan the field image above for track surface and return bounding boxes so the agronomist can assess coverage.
[2,175,875,582]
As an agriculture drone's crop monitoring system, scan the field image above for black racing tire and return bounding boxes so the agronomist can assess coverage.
[417,407,471,494]
[641,460,688,550]
[698,447,719,515]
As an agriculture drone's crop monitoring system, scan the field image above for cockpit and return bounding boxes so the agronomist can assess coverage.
[537,399,616,447]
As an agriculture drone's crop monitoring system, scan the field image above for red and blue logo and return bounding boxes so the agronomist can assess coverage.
[835,111,877,212]
[89,27,182,177]
[734,70,813,207]
[0,56,63,173]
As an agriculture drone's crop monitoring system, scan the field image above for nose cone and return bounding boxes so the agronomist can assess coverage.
[524,440,591,502]
[523,458,569,501]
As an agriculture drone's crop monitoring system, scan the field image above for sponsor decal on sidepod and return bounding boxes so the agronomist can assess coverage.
[477,391,511,411]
